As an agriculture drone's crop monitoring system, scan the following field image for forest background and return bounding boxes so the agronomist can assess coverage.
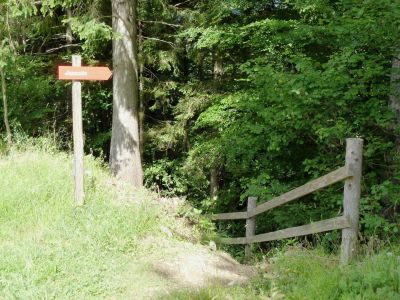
[0,0,399,246]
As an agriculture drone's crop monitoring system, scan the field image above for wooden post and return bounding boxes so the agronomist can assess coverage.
[340,138,363,264]
[72,55,85,205]
[245,196,257,259]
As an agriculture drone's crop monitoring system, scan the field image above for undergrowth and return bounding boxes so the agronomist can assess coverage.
[167,246,400,300]
[274,247,400,300]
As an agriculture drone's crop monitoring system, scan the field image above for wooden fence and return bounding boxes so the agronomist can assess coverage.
[211,138,363,264]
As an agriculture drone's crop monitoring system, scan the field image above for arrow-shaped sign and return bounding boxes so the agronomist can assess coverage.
[58,66,112,81]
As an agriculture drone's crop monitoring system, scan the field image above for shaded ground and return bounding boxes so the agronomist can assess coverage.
[121,238,256,299]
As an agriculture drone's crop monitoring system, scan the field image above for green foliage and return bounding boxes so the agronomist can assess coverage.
[0,2,399,296]
[161,0,400,240]
[1,0,399,245]
[66,16,112,57]
[144,158,188,196]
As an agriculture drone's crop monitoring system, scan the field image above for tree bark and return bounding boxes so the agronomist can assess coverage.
[197,53,205,80]
[210,168,219,200]
[0,66,11,147]
[110,0,143,187]
[209,54,224,199]
[213,54,224,80]
[138,22,145,159]
[139,61,145,159]
[390,54,400,154]
[66,7,73,45]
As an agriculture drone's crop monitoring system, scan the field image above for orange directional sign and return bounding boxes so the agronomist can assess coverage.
[58,66,112,81]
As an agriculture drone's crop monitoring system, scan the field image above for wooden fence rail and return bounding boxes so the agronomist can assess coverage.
[211,138,363,265]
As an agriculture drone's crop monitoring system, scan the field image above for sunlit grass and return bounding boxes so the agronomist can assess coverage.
[167,246,400,300]
[0,143,163,298]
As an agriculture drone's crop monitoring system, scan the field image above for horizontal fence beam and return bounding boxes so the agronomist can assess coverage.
[249,166,352,218]
[221,216,350,245]
[210,166,353,221]
[210,211,248,221]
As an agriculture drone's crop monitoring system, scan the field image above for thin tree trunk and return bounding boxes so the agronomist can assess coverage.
[138,22,145,159]
[139,62,145,159]
[213,54,224,80]
[390,54,400,155]
[66,7,73,45]
[5,9,16,54]
[197,53,205,80]
[0,66,11,147]
[210,168,219,200]
[209,53,224,199]
[110,0,143,187]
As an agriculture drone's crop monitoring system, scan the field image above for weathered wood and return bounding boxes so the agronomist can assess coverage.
[72,55,85,206]
[249,166,353,218]
[0,66,11,147]
[340,138,363,265]
[221,216,350,245]
[245,197,257,258]
[211,166,352,221]
[210,211,248,221]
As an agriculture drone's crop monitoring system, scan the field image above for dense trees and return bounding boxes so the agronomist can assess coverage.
[0,0,399,241]
[147,0,400,240]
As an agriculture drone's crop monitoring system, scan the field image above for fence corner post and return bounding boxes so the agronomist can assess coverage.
[245,196,257,259]
[340,138,363,265]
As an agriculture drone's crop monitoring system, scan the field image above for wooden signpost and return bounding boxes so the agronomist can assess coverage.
[58,55,112,205]
[58,66,112,81]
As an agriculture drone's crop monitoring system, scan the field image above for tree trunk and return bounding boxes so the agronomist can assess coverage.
[210,168,219,200]
[138,22,145,159]
[209,53,224,199]
[66,7,73,45]
[0,66,11,147]
[213,54,224,80]
[139,61,145,159]
[110,0,143,187]
[197,53,205,80]
[390,54,400,155]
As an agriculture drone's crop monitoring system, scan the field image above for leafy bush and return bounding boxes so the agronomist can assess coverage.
[144,159,189,196]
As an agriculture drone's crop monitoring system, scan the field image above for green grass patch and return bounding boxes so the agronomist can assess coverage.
[167,247,400,300]
[0,145,164,298]
[275,247,400,300]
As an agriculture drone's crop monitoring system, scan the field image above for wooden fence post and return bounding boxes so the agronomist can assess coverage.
[72,55,85,206]
[340,138,363,264]
[245,196,257,259]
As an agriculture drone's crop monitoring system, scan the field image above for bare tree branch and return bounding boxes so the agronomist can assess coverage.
[142,36,175,46]
[45,43,81,53]
[140,20,181,28]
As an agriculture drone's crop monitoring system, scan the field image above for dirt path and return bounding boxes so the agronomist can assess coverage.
[121,238,256,299]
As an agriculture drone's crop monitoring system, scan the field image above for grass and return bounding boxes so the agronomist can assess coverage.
[274,246,400,300]
[167,246,400,300]
[0,140,399,299]
[0,142,166,298]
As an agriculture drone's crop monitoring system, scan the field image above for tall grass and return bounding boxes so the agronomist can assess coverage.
[166,246,400,300]
[0,143,163,298]
[274,247,400,300]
